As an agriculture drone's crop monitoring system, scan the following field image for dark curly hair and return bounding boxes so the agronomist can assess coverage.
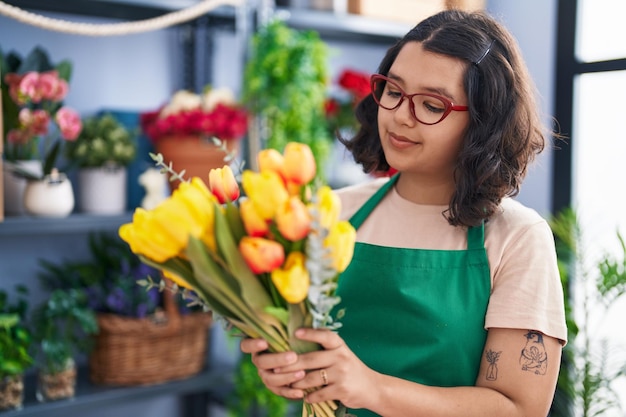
[340,9,548,227]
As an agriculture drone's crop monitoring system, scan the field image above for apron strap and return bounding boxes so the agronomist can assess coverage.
[349,174,399,229]
[467,222,485,250]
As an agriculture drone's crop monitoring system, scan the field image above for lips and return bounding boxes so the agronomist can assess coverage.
[388,132,418,148]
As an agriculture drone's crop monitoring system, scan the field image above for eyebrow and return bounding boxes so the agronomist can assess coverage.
[387,72,459,102]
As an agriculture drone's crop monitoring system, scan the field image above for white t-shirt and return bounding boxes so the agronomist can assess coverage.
[336,177,568,344]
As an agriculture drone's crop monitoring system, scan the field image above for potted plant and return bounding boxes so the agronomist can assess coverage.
[37,232,212,386]
[243,19,332,178]
[31,288,98,402]
[140,86,248,191]
[549,208,626,417]
[1,45,82,217]
[0,285,33,411]
[64,113,137,214]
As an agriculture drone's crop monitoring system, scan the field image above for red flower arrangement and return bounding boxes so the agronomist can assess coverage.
[140,87,248,142]
[325,68,371,134]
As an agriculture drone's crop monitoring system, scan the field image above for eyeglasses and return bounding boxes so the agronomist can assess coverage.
[370,74,469,125]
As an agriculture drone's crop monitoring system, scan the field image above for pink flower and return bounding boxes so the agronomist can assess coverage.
[39,71,68,101]
[55,107,82,141]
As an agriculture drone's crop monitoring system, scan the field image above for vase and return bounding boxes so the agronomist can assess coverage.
[78,164,127,215]
[36,358,77,402]
[2,160,42,216]
[23,171,75,218]
[0,374,24,411]
[154,136,239,191]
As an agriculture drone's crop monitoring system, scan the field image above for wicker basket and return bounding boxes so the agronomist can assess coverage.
[88,289,213,386]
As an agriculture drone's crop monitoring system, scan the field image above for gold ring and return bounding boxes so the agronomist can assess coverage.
[320,369,328,386]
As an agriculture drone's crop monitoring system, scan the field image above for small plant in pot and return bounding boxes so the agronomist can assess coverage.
[64,113,137,214]
[31,288,98,402]
[0,286,33,411]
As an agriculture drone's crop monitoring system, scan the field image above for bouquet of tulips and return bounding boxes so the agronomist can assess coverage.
[118,141,356,417]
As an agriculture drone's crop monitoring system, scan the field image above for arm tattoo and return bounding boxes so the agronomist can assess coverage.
[519,330,548,375]
[485,349,502,381]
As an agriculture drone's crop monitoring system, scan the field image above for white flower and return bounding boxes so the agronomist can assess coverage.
[202,87,236,112]
[159,90,202,117]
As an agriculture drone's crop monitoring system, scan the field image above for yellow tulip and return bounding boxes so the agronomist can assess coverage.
[239,236,285,274]
[324,220,357,272]
[257,148,285,178]
[163,270,193,290]
[119,177,217,262]
[240,198,269,237]
[271,252,310,304]
[276,196,311,241]
[208,165,240,204]
[315,185,341,230]
[283,142,316,185]
[241,170,289,220]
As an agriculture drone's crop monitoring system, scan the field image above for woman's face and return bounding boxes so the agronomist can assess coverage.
[378,41,470,181]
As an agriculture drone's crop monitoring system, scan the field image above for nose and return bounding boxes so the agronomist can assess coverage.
[392,96,417,126]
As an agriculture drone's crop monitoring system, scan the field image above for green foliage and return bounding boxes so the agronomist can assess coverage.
[243,20,332,180]
[0,286,33,378]
[549,208,626,417]
[228,353,293,417]
[31,288,98,374]
[64,113,138,168]
[37,232,162,318]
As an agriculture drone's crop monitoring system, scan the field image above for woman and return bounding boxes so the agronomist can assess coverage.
[241,9,567,416]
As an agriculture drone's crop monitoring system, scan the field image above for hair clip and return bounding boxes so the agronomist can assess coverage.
[474,39,496,66]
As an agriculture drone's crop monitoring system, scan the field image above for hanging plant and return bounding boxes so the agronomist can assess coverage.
[243,19,332,180]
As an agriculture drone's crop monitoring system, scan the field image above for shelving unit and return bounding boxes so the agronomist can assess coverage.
[0,213,132,236]
[0,2,417,416]
[2,365,233,417]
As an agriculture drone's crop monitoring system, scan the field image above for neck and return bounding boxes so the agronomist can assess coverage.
[394,173,454,205]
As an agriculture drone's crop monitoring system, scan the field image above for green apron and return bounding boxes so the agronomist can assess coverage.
[336,175,491,417]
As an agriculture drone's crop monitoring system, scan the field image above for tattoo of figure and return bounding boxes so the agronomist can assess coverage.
[485,349,502,381]
[519,330,548,375]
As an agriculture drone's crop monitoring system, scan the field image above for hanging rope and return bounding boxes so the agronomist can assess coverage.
[0,0,244,37]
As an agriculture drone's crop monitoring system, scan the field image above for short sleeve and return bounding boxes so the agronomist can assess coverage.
[484,218,568,345]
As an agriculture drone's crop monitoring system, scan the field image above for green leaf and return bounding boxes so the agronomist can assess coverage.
[264,306,289,326]
[287,302,318,354]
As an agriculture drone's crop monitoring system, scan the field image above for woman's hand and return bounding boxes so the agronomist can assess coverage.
[239,337,308,400]
[255,329,379,408]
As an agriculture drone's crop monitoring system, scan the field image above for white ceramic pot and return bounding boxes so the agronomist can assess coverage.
[2,160,42,216]
[23,171,75,218]
[78,165,127,215]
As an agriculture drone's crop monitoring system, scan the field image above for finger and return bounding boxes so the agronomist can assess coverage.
[240,338,268,354]
[291,367,331,391]
[258,369,306,400]
[295,328,344,350]
[252,350,298,371]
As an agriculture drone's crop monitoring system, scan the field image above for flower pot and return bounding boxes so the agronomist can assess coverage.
[23,171,75,218]
[154,136,239,191]
[78,164,127,214]
[0,374,24,411]
[2,160,42,216]
[36,359,77,402]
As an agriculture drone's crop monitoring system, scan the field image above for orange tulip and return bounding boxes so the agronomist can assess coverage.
[239,236,285,274]
[240,198,270,237]
[276,196,311,241]
[257,148,285,179]
[271,252,310,304]
[208,165,240,204]
[283,142,316,185]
